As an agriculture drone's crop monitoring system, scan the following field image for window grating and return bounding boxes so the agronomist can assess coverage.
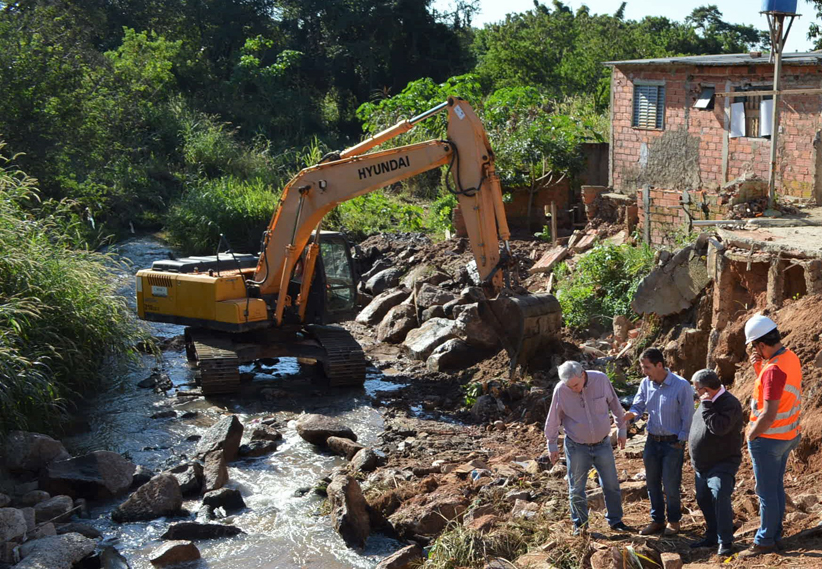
[633,84,665,130]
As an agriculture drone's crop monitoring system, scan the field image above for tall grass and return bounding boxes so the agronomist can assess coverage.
[164,176,279,255]
[0,146,149,434]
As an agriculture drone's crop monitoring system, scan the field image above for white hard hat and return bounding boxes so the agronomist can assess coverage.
[744,314,778,344]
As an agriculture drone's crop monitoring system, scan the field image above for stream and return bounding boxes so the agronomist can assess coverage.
[61,236,406,568]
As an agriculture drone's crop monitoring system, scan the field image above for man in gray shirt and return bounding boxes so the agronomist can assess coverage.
[544,361,629,534]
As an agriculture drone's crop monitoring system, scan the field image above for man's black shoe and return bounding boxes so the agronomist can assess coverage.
[690,538,718,549]
[775,540,785,551]
[610,522,633,532]
[718,543,734,556]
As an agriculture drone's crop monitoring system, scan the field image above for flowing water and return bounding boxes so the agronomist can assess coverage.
[61,236,406,568]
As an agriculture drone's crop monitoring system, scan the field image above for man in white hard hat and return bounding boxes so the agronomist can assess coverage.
[739,314,802,558]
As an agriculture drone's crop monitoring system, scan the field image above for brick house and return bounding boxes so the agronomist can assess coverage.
[605,52,822,245]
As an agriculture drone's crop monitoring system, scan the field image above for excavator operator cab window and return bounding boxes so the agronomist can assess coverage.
[320,237,356,315]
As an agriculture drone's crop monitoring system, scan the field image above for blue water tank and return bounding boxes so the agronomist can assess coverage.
[761,0,798,13]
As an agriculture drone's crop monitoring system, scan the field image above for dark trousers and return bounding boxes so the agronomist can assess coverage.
[643,438,684,523]
[694,463,738,545]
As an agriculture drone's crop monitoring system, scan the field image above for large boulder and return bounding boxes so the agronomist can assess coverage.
[238,440,280,457]
[149,541,200,567]
[0,507,28,542]
[376,304,417,344]
[248,425,282,442]
[295,414,357,446]
[111,474,182,523]
[375,544,424,569]
[356,288,410,325]
[161,522,243,540]
[402,318,459,360]
[33,495,74,524]
[4,431,70,475]
[41,451,135,500]
[15,533,96,569]
[350,449,379,473]
[388,494,468,537]
[202,488,246,513]
[202,450,228,493]
[415,283,456,310]
[19,491,50,508]
[327,475,370,548]
[196,415,244,462]
[426,339,476,372]
[166,463,203,496]
[401,265,450,289]
[366,268,404,295]
[632,242,710,316]
[454,303,500,350]
[327,437,365,460]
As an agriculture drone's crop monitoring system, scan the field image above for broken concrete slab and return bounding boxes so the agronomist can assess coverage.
[572,231,599,253]
[632,243,711,316]
[402,318,459,360]
[528,246,568,275]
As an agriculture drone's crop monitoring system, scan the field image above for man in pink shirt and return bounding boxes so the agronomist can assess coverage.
[544,361,629,534]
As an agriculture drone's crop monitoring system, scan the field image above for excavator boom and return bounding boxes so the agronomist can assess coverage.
[136,97,561,392]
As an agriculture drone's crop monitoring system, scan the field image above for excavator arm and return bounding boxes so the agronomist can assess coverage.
[253,97,515,325]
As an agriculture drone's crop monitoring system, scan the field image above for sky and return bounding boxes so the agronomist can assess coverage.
[434,0,817,52]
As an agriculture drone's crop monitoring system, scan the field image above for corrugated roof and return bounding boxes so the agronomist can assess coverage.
[604,52,822,67]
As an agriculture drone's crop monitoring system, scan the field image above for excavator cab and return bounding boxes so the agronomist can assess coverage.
[317,234,358,320]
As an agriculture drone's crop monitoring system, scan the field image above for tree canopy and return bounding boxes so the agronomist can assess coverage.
[0,0,768,240]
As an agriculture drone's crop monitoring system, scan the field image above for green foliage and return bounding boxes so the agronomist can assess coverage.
[164,176,278,255]
[462,382,484,407]
[554,242,654,330]
[0,147,149,434]
[428,192,458,233]
[328,192,425,240]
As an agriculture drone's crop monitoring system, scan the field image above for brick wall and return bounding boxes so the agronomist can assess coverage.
[636,181,768,247]
[611,63,822,201]
[503,179,571,231]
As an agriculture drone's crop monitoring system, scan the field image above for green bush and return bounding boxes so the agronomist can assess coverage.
[0,148,150,434]
[164,176,279,255]
[327,191,425,240]
[553,242,654,330]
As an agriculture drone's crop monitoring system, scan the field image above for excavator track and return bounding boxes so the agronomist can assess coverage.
[307,325,366,387]
[186,330,241,395]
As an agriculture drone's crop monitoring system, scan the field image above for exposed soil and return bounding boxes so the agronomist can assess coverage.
[346,232,822,568]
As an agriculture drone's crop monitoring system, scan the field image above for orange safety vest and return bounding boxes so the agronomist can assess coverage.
[750,347,802,440]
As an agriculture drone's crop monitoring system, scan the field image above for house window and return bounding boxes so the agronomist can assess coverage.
[632,83,665,130]
[731,85,773,138]
[694,87,715,110]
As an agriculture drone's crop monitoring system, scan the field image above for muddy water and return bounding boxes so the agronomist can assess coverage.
[61,236,405,568]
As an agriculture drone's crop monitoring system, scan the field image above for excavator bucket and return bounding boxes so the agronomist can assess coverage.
[478,293,562,374]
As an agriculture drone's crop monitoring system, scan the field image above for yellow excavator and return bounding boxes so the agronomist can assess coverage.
[136,98,561,394]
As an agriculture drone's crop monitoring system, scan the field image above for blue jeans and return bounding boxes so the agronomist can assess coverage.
[643,438,684,523]
[694,463,738,545]
[748,434,800,547]
[564,436,623,528]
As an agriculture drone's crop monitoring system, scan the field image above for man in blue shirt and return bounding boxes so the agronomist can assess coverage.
[623,348,695,536]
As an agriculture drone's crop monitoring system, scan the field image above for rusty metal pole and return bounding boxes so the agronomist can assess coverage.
[767,14,784,211]
[764,9,798,212]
